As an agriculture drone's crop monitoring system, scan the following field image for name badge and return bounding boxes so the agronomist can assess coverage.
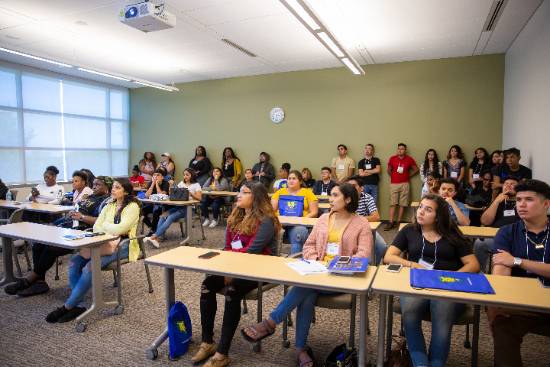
[326,242,339,256]
[337,164,345,170]
[503,209,515,217]
[418,258,434,270]
[473,174,480,180]
[450,171,458,178]
[321,192,327,196]
[396,166,404,174]
[231,239,243,250]
[365,164,372,170]
[73,220,79,228]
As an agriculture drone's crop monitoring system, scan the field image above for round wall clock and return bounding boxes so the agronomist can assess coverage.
[270,107,285,124]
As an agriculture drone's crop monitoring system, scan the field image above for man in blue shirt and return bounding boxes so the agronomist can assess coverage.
[490,179,550,367]
[438,178,470,226]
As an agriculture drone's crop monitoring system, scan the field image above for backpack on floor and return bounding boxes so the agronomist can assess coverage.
[168,301,193,360]
[324,343,357,367]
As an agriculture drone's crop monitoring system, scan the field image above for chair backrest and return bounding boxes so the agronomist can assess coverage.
[8,209,24,224]
[9,189,18,201]
[274,228,285,256]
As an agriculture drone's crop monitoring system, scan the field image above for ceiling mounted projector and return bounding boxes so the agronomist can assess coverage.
[119,1,175,33]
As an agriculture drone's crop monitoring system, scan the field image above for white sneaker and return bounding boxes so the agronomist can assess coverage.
[202,219,210,227]
[144,236,160,249]
[208,220,218,228]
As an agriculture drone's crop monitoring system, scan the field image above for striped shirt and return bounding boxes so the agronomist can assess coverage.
[357,192,378,216]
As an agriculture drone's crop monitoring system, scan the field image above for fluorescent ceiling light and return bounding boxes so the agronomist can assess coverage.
[77,67,130,82]
[317,32,344,58]
[282,0,320,31]
[341,58,361,75]
[134,81,178,92]
[0,47,72,68]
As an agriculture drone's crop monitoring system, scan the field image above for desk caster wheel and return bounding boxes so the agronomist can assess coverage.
[253,343,261,353]
[464,340,471,349]
[147,348,158,360]
[114,305,124,315]
[75,322,87,332]
[282,340,290,348]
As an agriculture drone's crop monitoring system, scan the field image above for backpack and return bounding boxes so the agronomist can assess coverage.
[324,343,357,367]
[168,301,193,360]
[278,195,305,217]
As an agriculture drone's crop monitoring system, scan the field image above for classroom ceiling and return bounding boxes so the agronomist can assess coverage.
[0,0,543,88]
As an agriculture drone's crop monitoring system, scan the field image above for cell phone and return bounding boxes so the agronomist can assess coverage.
[84,232,105,237]
[387,264,403,272]
[198,251,220,259]
[31,188,39,194]
[337,256,351,265]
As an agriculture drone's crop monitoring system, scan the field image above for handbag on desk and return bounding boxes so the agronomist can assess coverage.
[170,187,189,201]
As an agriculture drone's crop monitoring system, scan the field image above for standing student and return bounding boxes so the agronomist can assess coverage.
[251,152,275,189]
[301,168,315,189]
[189,146,213,186]
[492,148,532,191]
[489,179,550,367]
[439,178,470,226]
[201,168,230,228]
[142,168,169,234]
[221,147,243,190]
[419,149,442,196]
[385,143,418,231]
[27,166,64,204]
[157,152,176,179]
[313,167,336,196]
[357,143,382,202]
[468,147,491,190]
[139,152,156,183]
[271,170,318,254]
[331,144,355,182]
[384,194,479,367]
[273,163,291,191]
[191,182,280,367]
[443,145,465,183]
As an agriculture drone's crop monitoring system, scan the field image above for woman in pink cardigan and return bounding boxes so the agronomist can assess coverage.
[241,183,373,367]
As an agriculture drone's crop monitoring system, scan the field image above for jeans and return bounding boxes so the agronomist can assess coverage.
[270,287,336,348]
[363,184,378,203]
[373,233,388,265]
[400,297,464,367]
[65,243,129,308]
[142,204,163,232]
[201,197,224,220]
[200,275,258,355]
[287,225,310,254]
[473,239,493,271]
[155,207,187,238]
[32,243,73,280]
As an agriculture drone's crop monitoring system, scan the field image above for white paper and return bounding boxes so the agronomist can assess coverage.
[286,260,328,276]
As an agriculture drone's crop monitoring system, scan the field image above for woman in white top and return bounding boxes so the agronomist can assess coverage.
[157,152,176,179]
[28,166,64,204]
[62,170,93,205]
[144,168,202,248]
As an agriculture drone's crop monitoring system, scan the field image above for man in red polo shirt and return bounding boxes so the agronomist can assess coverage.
[385,143,418,230]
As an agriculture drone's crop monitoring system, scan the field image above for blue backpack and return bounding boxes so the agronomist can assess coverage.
[168,301,193,360]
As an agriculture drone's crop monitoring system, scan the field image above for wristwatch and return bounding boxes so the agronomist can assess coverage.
[513,257,523,267]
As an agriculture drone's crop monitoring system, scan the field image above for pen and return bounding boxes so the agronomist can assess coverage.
[301,258,310,264]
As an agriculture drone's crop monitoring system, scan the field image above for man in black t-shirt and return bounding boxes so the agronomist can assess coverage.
[357,143,381,203]
[492,148,532,194]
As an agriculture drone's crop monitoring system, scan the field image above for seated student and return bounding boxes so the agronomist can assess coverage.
[191,182,280,367]
[80,168,95,189]
[273,162,291,191]
[157,152,176,180]
[0,178,8,199]
[439,178,470,226]
[442,145,465,183]
[139,152,157,183]
[60,170,93,206]
[301,168,315,189]
[235,169,254,192]
[492,148,532,192]
[45,178,140,323]
[222,147,243,190]
[189,146,213,186]
[5,177,112,297]
[241,183,373,367]
[420,149,442,197]
[466,170,493,227]
[142,168,169,234]
[421,171,442,197]
[27,165,64,204]
[130,165,145,188]
[272,170,318,254]
[490,150,504,168]
[201,167,229,228]
[144,168,202,248]
[468,147,491,190]
[384,194,480,367]
[489,179,550,367]
[312,167,336,196]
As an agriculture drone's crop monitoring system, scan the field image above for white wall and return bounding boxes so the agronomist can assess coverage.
[503,1,550,183]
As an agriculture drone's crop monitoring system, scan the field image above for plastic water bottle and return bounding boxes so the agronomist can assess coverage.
[6,190,13,201]
[73,202,80,228]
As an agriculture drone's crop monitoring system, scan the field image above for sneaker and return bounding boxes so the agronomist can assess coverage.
[202,219,210,227]
[58,306,86,323]
[191,342,217,364]
[204,355,230,367]
[46,306,70,323]
[144,236,160,249]
[4,278,31,295]
[17,280,50,297]
[208,220,218,228]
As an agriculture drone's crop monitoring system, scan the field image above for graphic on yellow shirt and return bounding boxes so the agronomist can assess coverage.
[176,320,187,332]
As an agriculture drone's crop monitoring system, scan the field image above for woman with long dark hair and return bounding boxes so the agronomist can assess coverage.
[139,152,157,183]
[189,145,212,186]
[468,147,491,189]
[221,147,243,190]
[443,145,465,183]
[201,167,230,228]
[419,149,442,196]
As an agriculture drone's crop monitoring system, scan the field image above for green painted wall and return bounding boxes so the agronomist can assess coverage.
[130,54,504,219]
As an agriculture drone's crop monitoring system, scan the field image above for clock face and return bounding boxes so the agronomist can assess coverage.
[270,107,285,124]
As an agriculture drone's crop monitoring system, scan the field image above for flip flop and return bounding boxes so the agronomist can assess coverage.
[241,319,275,343]
[297,346,315,367]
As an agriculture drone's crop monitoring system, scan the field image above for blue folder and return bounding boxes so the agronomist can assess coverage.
[327,256,368,275]
[410,269,495,294]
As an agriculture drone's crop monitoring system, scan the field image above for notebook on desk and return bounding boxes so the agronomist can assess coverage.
[410,269,495,294]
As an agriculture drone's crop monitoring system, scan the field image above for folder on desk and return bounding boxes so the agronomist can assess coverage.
[327,257,368,275]
[410,269,495,294]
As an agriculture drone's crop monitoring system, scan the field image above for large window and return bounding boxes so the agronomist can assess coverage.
[0,64,129,184]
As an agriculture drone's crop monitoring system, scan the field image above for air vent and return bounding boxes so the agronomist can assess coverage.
[483,0,508,32]
[221,38,257,58]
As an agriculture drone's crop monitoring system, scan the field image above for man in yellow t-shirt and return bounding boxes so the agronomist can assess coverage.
[331,144,355,182]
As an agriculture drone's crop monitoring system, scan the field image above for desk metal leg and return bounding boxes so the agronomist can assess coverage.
[358,293,367,366]
[0,237,20,286]
[147,267,175,360]
[377,294,388,367]
[179,206,193,245]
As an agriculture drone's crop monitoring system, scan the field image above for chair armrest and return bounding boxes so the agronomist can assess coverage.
[115,235,146,251]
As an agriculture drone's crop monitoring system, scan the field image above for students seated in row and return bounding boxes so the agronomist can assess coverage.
[235,169,254,192]
[191,182,280,367]
[139,152,156,183]
[130,165,145,188]
[312,167,336,196]
[28,165,64,204]
[5,176,112,297]
[421,171,441,197]
[492,148,532,192]
[301,168,315,189]
[468,147,491,190]
[331,144,355,182]
[358,143,382,202]
[272,170,318,254]
[221,147,242,190]
[201,167,229,228]
[442,145,465,183]
[420,148,442,197]
[273,162,291,191]
[439,178,470,226]
[142,168,169,234]
[252,151,275,188]
[61,170,93,206]
[46,178,140,323]
[189,145,213,186]
[158,152,175,179]
[144,168,202,248]
[241,183,373,367]
[384,194,480,367]
[489,179,550,367]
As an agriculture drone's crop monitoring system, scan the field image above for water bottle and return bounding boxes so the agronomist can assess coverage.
[73,202,80,228]
[6,190,13,201]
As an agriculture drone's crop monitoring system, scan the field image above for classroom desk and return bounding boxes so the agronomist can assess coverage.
[202,190,238,197]
[145,246,378,365]
[0,222,118,331]
[372,265,550,367]
[139,199,199,244]
[0,200,74,214]
[318,202,331,210]
[398,223,498,239]
[278,216,381,231]
[316,194,329,201]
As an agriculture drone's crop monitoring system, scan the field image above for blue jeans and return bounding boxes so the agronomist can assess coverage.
[65,243,129,309]
[201,197,224,220]
[270,287,336,348]
[373,233,388,265]
[363,184,378,203]
[400,297,465,367]
[287,225,310,254]
[474,239,493,271]
[155,207,187,238]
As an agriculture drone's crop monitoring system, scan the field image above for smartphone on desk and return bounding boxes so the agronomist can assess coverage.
[198,251,220,259]
[84,232,105,237]
[337,256,351,265]
[387,264,403,273]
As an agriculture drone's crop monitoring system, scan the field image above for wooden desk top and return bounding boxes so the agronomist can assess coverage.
[0,222,118,249]
[278,216,381,231]
[202,190,238,197]
[318,202,330,209]
[139,198,199,207]
[146,246,377,294]
[398,223,498,239]
[411,201,420,208]
[0,200,74,214]
[372,265,550,314]
[316,195,329,200]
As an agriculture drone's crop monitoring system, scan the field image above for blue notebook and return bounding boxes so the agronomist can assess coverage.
[327,256,368,275]
[410,269,495,294]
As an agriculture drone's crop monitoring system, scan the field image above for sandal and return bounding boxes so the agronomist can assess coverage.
[240,319,275,343]
[297,346,315,367]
